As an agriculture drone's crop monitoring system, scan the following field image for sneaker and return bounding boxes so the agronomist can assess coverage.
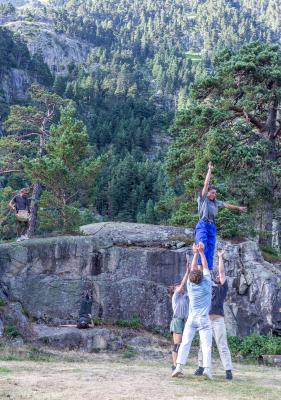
[194,366,204,376]
[172,364,184,378]
[16,236,24,242]
[226,370,233,380]
[21,234,29,240]
[203,368,213,380]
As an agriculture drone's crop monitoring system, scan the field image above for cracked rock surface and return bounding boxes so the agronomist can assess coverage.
[0,222,281,339]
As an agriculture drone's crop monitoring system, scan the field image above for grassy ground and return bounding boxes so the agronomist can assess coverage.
[0,346,280,400]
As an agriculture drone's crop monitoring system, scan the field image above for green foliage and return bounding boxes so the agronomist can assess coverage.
[261,246,281,263]
[2,1,281,236]
[25,107,103,232]
[0,299,7,307]
[0,27,51,83]
[0,367,12,373]
[166,42,281,239]
[92,318,103,326]
[228,335,281,359]
[114,318,142,329]
[0,27,30,70]
[4,324,20,338]
[0,186,17,240]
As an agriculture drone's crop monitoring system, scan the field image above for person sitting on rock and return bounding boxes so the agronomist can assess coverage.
[169,254,190,371]
[195,249,233,380]
[172,242,213,380]
[195,161,247,270]
[9,188,31,242]
[77,292,93,329]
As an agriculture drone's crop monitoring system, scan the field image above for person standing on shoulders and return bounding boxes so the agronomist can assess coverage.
[195,161,247,270]
[9,188,31,241]
[195,249,233,380]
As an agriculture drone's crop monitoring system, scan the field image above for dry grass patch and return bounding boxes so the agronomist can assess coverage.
[0,347,280,400]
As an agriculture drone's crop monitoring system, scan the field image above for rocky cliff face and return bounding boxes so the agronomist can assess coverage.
[0,222,281,339]
[4,20,92,74]
[0,68,30,102]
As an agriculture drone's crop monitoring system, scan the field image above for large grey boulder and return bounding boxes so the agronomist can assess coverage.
[32,324,169,356]
[0,222,280,337]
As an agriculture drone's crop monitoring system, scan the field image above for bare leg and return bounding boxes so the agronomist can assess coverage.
[172,332,182,366]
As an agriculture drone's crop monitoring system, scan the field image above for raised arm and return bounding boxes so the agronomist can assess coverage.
[202,161,213,197]
[217,249,226,284]
[198,242,209,270]
[224,203,247,212]
[191,243,199,271]
[176,260,191,292]
[9,198,16,212]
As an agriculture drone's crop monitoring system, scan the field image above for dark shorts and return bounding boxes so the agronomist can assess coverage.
[170,317,186,334]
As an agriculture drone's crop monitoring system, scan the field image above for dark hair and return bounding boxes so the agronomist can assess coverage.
[208,185,217,192]
[189,270,203,285]
[168,283,180,298]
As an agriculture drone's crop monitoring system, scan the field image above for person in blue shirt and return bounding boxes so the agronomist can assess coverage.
[195,161,247,269]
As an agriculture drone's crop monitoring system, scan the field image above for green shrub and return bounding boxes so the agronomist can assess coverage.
[0,299,7,307]
[261,245,281,263]
[114,318,142,329]
[228,335,281,359]
[92,318,103,326]
[4,325,20,338]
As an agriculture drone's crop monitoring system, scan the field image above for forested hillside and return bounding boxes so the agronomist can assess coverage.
[0,0,281,247]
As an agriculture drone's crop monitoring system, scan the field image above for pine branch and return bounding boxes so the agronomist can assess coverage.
[230,106,266,132]
[16,133,40,140]
[0,169,22,175]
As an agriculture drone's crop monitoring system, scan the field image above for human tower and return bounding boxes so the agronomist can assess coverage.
[170,161,247,380]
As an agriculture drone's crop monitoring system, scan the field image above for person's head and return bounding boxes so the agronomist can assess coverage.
[20,188,30,197]
[213,271,221,285]
[207,185,217,201]
[189,269,203,285]
[168,283,184,298]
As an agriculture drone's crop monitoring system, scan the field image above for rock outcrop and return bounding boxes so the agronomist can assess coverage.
[0,222,280,341]
[0,68,30,102]
[4,20,92,74]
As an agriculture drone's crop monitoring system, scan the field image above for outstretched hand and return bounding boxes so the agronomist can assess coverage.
[239,206,247,213]
[208,161,214,170]
[192,243,198,253]
[197,242,205,253]
[217,249,225,258]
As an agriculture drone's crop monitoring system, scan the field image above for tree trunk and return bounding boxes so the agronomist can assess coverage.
[27,182,42,238]
[256,203,273,247]
[258,97,278,247]
[272,219,280,252]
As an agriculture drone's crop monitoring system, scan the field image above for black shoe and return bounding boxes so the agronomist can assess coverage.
[171,365,176,371]
[226,370,233,380]
[194,366,204,376]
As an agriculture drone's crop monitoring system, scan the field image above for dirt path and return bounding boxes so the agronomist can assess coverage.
[0,355,280,400]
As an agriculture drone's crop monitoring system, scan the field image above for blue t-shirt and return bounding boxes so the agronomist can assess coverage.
[187,269,212,316]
